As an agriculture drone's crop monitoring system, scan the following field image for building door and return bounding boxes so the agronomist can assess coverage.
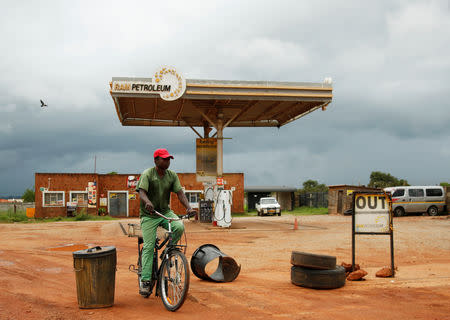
[108,191,128,216]
[247,192,271,211]
[337,190,344,214]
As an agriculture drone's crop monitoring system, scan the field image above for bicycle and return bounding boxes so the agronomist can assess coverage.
[129,210,196,312]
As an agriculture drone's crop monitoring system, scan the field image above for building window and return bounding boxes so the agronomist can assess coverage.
[186,192,199,204]
[43,191,65,207]
[70,192,88,207]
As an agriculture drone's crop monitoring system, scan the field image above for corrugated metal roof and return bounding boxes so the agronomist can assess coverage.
[328,185,380,190]
[244,186,297,192]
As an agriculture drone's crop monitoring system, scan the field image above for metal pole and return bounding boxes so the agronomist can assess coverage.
[390,226,395,277]
[217,119,223,177]
[352,194,356,272]
[203,125,211,138]
[388,192,395,277]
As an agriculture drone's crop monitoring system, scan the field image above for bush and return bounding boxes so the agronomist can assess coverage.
[0,208,29,223]
[74,209,90,221]
[0,208,116,223]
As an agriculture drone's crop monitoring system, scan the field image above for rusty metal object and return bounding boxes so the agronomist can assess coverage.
[190,244,241,282]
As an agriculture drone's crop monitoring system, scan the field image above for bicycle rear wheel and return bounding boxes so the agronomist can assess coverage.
[159,250,190,311]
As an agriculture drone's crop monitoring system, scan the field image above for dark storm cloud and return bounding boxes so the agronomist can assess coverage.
[0,0,449,195]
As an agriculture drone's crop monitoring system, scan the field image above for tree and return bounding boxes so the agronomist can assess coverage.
[368,171,409,188]
[300,180,328,193]
[107,171,118,174]
[440,182,450,187]
[22,188,35,202]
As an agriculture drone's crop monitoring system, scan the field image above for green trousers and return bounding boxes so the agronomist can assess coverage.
[140,211,184,281]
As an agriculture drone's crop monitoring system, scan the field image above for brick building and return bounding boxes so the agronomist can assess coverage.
[328,185,381,215]
[35,172,244,218]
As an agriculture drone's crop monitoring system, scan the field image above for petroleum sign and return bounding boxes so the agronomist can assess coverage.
[111,66,186,101]
[354,194,391,234]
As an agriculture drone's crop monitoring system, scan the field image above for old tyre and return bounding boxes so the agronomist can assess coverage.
[291,251,336,270]
[291,265,346,289]
[427,206,438,216]
[394,207,405,217]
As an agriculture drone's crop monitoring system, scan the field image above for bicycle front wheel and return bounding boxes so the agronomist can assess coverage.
[159,250,190,311]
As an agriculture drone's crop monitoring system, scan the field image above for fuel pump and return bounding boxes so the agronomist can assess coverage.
[213,185,232,228]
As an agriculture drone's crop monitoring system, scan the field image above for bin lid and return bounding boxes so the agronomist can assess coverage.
[73,246,116,258]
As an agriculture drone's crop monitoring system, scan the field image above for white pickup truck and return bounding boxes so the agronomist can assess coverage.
[256,197,281,216]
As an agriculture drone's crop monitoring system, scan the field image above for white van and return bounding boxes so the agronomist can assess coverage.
[383,186,446,217]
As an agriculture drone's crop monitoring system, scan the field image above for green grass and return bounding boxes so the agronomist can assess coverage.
[289,206,328,215]
[0,209,29,223]
[232,206,328,217]
[0,209,116,223]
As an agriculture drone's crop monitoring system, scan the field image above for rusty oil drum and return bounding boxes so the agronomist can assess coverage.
[73,246,116,308]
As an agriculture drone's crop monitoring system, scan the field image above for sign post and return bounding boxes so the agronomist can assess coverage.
[352,192,395,276]
[196,138,218,182]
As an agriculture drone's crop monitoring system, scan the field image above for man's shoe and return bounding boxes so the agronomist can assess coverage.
[139,279,152,296]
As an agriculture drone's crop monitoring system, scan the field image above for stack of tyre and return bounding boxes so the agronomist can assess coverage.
[290,251,346,289]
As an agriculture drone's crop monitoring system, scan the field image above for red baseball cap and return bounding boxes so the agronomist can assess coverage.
[153,148,174,159]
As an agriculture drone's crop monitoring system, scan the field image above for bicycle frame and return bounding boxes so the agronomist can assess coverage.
[133,210,192,298]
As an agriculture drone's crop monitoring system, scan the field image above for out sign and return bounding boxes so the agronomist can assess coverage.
[355,195,387,212]
[354,193,391,234]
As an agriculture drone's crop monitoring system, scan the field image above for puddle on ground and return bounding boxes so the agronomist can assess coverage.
[0,260,15,266]
[48,244,88,252]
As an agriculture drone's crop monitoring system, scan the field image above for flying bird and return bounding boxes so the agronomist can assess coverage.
[40,100,47,108]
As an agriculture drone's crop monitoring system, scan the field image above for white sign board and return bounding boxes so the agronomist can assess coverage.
[111,66,186,101]
[100,198,107,206]
[354,194,391,233]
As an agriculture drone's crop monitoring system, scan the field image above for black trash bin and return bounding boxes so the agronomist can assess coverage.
[191,244,241,282]
[73,246,116,309]
[67,203,77,217]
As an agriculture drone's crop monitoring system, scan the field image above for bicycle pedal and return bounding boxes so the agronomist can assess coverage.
[139,290,152,297]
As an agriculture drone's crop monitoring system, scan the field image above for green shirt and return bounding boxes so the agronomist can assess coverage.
[137,167,182,218]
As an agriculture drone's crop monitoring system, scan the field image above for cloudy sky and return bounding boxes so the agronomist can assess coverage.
[1,0,449,196]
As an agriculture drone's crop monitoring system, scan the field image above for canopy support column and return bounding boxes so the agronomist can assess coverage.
[217,115,224,177]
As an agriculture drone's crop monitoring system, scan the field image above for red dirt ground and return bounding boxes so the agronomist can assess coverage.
[0,215,449,320]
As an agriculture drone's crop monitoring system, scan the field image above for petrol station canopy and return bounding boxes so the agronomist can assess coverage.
[110,78,333,131]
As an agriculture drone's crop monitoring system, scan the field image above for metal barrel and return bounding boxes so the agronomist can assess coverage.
[73,246,116,308]
[190,244,241,282]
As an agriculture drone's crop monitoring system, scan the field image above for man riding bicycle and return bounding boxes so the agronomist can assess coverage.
[136,148,196,295]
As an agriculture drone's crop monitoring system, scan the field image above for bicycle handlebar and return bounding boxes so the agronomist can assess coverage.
[151,209,197,221]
